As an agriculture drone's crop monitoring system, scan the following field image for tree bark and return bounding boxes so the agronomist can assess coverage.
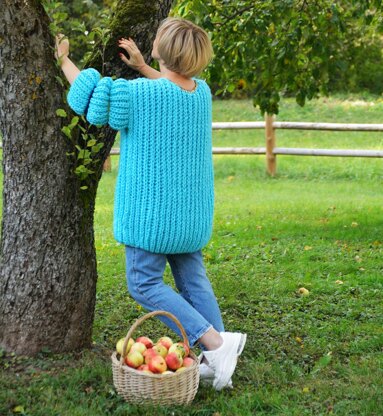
[0,0,172,355]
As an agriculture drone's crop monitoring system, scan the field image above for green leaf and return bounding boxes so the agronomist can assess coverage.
[61,126,72,138]
[87,139,97,147]
[77,149,91,160]
[80,186,88,190]
[55,76,64,87]
[69,116,79,129]
[227,83,236,93]
[91,143,104,153]
[56,109,67,118]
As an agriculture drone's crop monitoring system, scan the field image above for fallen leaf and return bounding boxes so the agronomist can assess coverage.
[355,256,362,263]
[351,222,358,227]
[304,246,312,251]
[302,387,310,393]
[227,176,235,182]
[13,406,25,414]
[298,287,310,296]
[335,280,344,285]
[295,337,303,343]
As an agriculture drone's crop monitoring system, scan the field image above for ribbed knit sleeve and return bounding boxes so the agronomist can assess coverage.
[67,68,131,131]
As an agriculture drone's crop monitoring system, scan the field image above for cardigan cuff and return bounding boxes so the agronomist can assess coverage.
[67,68,101,115]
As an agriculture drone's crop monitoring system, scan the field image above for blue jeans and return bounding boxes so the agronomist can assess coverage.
[125,246,225,347]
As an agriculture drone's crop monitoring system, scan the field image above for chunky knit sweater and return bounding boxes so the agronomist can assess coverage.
[67,68,214,254]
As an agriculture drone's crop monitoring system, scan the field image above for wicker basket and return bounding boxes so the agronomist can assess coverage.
[111,310,200,405]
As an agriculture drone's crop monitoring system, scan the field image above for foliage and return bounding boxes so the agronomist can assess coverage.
[42,1,383,115]
[328,24,383,94]
[172,0,383,114]
[43,0,113,67]
[43,0,114,189]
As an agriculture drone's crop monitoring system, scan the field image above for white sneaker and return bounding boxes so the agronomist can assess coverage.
[202,332,247,391]
[198,332,246,389]
[199,362,233,388]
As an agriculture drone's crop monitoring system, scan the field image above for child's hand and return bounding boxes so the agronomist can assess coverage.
[55,34,69,62]
[118,38,146,71]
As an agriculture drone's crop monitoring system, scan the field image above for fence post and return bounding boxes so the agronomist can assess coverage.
[265,113,276,176]
[103,155,112,172]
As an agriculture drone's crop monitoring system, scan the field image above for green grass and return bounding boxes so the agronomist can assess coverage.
[1,95,383,415]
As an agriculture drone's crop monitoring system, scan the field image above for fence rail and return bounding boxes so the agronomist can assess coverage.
[212,121,383,131]
[211,117,383,175]
[2,118,382,175]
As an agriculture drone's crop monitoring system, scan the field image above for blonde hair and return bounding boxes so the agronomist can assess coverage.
[156,17,214,78]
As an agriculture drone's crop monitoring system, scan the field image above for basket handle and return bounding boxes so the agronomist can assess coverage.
[119,310,190,365]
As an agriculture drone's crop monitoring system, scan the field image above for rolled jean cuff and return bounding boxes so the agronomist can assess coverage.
[189,324,213,347]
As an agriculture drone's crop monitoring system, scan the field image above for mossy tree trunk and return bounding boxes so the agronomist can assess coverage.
[0,0,172,355]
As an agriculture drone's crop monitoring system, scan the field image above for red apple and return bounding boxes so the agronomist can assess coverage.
[182,357,194,368]
[168,343,187,358]
[130,342,147,355]
[152,343,168,358]
[136,336,154,349]
[143,348,158,364]
[137,364,150,371]
[165,351,183,371]
[177,342,190,357]
[148,355,167,373]
[116,337,134,356]
[125,351,144,368]
[156,336,173,350]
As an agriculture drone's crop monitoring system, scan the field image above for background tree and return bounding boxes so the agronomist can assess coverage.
[0,0,172,355]
[172,0,383,114]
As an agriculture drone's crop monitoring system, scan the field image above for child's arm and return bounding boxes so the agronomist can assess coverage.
[55,35,132,131]
[55,34,80,85]
[118,37,161,79]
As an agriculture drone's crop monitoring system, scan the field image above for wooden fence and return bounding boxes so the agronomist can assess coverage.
[108,115,383,175]
[2,115,382,176]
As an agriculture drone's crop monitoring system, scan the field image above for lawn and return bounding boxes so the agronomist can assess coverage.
[0,95,382,415]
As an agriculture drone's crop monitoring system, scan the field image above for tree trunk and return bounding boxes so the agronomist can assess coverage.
[0,0,172,355]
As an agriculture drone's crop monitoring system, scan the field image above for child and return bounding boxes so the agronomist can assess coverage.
[55,16,246,390]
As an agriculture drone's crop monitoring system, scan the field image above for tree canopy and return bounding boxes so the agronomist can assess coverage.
[172,0,383,114]
[44,0,383,114]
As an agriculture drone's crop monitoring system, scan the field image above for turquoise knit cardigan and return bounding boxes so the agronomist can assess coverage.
[67,68,214,254]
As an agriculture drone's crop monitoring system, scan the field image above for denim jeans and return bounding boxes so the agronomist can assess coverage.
[125,245,224,347]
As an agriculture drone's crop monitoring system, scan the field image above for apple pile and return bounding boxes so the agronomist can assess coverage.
[115,335,195,375]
